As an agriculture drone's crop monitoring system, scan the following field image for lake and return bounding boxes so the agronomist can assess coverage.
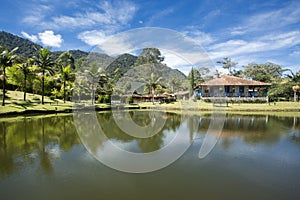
[1,111,300,200]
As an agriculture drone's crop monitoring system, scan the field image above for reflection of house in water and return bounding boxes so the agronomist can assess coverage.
[195,75,271,102]
[195,115,283,143]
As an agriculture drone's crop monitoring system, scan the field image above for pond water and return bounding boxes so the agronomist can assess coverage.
[0,111,300,200]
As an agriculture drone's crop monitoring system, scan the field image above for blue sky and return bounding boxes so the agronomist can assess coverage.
[0,0,300,74]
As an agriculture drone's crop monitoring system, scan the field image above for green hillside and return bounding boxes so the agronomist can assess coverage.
[106,53,137,77]
[0,30,42,58]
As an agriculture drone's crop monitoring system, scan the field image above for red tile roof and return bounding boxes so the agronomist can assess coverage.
[198,75,271,86]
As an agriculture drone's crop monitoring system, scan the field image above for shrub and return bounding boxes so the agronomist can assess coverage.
[126,95,133,104]
[103,95,110,104]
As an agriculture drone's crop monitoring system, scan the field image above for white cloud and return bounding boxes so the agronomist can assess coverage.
[182,26,215,46]
[22,5,52,25]
[23,1,137,32]
[78,30,109,46]
[290,51,300,57]
[230,1,300,35]
[145,7,174,26]
[21,31,38,43]
[161,50,214,75]
[38,30,63,48]
[208,31,300,60]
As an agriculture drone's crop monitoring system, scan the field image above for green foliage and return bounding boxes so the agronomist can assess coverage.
[243,62,287,83]
[135,48,164,65]
[217,57,237,74]
[126,95,133,104]
[0,46,19,106]
[0,31,41,58]
[97,94,110,104]
[106,53,137,78]
[115,63,188,96]
[35,48,55,104]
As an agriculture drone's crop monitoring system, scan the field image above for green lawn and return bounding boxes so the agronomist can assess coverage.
[1,90,300,116]
[0,90,74,114]
[137,100,300,112]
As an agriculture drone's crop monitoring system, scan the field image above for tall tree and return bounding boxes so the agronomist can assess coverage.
[18,57,34,101]
[135,48,164,65]
[35,48,55,104]
[144,73,162,104]
[243,62,287,83]
[56,52,74,103]
[0,46,18,106]
[84,66,108,105]
[189,67,195,91]
[217,57,237,74]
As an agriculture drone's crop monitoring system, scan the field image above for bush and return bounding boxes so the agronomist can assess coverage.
[126,95,133,104]
[97,95,104,103]
[98,95,111,104]
[103,95,110,104]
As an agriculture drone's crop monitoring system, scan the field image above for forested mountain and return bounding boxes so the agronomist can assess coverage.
[0,30,188,93]
[106,53,137,77]
[52,50,88,60]
[115,63,188,94]
[0,30,42,58]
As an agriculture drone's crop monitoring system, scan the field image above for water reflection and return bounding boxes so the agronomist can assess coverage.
[0,115,79,177]
[1,112,300,199]
[1,112,300,177]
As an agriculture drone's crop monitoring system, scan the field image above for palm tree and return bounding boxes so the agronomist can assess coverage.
[85,69,108,105]
[18,57,34,101]
[56,52,74,103]
[35,48,55,104]
[0,47,18,106]
[144,73,162,104]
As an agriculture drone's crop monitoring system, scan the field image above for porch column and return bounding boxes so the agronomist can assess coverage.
[252,86,255,97]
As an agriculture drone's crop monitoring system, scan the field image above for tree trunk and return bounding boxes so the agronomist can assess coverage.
[23,73,27,101]
[63,80,66,103]
[42,69,45,104]
[2,66,6,106]
[91,83,94,105]
[152,88,154,105]
[294,92,297,102]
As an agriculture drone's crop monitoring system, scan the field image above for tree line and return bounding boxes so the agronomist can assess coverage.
[0,46,189,106]
[0,45,114,106]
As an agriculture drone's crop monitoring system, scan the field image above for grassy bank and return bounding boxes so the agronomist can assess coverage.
[1,90,300,117]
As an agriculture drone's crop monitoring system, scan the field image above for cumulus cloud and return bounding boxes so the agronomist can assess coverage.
[21,30,63,48]
[21,31,38,43]
[78,30,109,46]
[38,30,63,47]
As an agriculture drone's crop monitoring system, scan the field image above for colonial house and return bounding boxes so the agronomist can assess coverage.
[195,75,271,101]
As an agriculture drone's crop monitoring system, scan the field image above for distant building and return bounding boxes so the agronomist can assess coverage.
[174,91,189,100]
[195,75,271,101]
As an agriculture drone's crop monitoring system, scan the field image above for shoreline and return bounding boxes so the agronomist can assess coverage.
[1,101,300,118]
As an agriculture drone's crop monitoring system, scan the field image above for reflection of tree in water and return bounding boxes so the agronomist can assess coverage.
[0,121,14,177]
[0,115,79,177]
[38,118,53,174]
[290,116,300,144]
[97,111,182,153]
